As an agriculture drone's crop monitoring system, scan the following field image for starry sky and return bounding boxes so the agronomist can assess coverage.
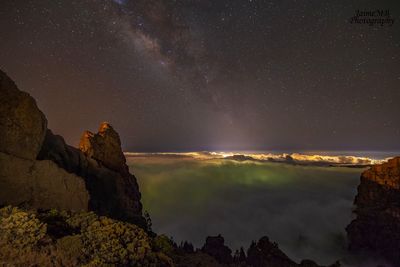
[1,0,399,152]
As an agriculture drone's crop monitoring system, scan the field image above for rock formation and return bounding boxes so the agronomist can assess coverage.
[197,235,335,267]
[246,236,298,267]
[246,236,339,267]
[0,69,145,226]
[346,157,400,266]
[79,123,127,172]
[201,235,233,264]
[38,127,144,226]
[0,70,88,211]
[0,69,47,160]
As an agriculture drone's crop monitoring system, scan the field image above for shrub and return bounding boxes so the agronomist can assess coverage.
[0,207,174,266]
[0,206,57,266]
[66,211,98,231]
[0,206,47,249]
[81,216,152,265]
[56,234,84,264]
[153,234,176,256]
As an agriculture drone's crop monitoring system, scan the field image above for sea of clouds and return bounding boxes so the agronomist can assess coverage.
[126,152,395,266]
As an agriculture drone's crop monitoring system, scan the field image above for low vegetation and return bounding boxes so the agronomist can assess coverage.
[0,206,173,266]
[0,205,335,267]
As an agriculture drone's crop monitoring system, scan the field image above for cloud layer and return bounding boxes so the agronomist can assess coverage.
[126,151,391,166]
[128,155,366,265]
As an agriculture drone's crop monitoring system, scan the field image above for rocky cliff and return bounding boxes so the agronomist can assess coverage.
[0,69,145,226]
[346,157,400,266]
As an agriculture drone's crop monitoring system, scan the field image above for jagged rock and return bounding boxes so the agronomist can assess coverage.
[38,127,145,226]
[346,157,400,266]
[197,234,333,267]
[244,236,333,267]
[0,152,89,211]
[0,70,145,227]
[78,122,144,224]
[0,70,47,159]
[79,122,127,173]
[246,236,297,267]
[201,235,233,264]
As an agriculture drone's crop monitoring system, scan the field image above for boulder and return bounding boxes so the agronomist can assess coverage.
[0,70,47,159]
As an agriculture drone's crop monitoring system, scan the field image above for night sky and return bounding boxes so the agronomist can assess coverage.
[1,0,399,152]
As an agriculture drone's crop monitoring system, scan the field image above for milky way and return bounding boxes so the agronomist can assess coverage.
[0,0,399,151]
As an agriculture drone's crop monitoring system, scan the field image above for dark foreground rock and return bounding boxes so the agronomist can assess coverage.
[0,151,89,211]
[0,69,47,160]
[197,235,336,267]
[0,69,145,226]
[38,126,144,226]
[246,236,339,267]
[246,236,297,267]
[202,235,233,264]
[346,157,400,266]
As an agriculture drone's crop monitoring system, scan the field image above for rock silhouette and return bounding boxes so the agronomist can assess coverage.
[79,122,128,172]
[201,235,233,264]
[347,157,400,266]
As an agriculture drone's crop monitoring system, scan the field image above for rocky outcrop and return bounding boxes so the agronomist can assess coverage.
[245,236,338,267]
[201,235,233,264]
[79,122,127,172]
[197,235,334,267]
[0,69,145,227]
[246,236,297,267]
[0,70,47,159]
[346,157,400,266]
[38,127,144,226]
[78,122,144,224]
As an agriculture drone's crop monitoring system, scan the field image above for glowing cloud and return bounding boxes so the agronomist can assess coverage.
[125,151,390,166]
